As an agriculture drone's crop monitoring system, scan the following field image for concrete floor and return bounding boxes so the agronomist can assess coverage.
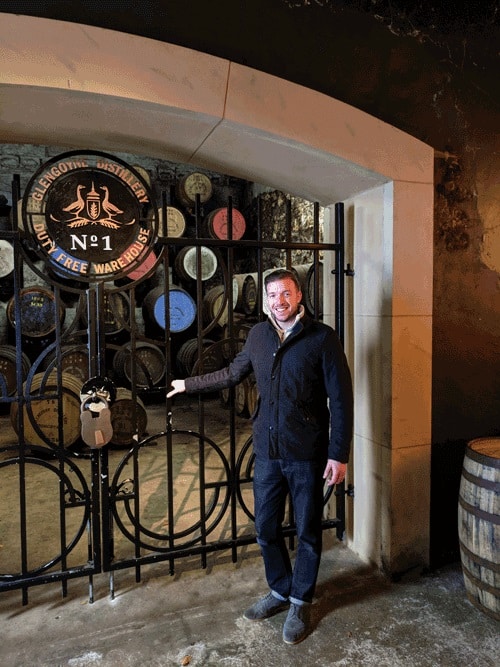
[0,399,498,666]
[1,539,498,667]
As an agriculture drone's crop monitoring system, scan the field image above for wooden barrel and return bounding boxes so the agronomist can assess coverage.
[10,371,82,448]
[236,321,253,345]
[176,172,213,208]
[0,239,15,301]
[59,347,90,384]
[7,286,65,338]
[177,338,223,376]
[177,338,201,375]
[458,437,500,620]
[6,286,66,359]
[246,378,258,416]
[102,289,130,336]
[175,246,218,281]
[293,262,323,316]
[220,385,230,407]
[0,303,8,343]
[109,387,147,447]
[42,345,90,385]
[205,207,246,240]
[229,320,253,355]
[202,286,226,326]
[202,281,239,327]
[0,345,31,397]
[158,205,186,238]
[220,377,258,417]
[233,273,257,314]
[81,288,130,338]
[113,342,165,388]
[220,314,249,360]
[235,379,250,417]
[126,249,158,282]
[191,341,224,376]
[220,381,248,416]
[143,285,197,333]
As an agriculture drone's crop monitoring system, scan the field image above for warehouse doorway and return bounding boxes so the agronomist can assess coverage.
[0,149,348,603]
[0,13,434,583]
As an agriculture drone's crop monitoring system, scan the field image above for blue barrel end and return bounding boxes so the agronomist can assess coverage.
[153,288,197,332]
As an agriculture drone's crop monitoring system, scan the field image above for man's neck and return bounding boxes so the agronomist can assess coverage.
[271,305,305,337]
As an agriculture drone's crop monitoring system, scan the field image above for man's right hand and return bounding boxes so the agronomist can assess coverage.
[167,379,186,398]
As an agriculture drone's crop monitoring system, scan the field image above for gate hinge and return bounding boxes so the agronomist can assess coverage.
[335,483,354,498]
[330,263,355,277]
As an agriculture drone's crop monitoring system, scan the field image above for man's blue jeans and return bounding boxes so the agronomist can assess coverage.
[253,457,325,604]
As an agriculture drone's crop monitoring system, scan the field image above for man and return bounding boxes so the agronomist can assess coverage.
[167,268,353,644]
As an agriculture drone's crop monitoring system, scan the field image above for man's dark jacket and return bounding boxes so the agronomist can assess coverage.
[185,315,353,463]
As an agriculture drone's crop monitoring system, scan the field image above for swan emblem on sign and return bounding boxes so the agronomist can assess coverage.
[51,182,135,228]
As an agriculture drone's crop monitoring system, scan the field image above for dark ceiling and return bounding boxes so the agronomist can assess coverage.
[1,1,497,71]
[1,0,498,145]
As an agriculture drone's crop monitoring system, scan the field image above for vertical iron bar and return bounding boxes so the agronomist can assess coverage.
[12,177,29,604]
[285,198,292,269]
[334,202,346,539]
[123,281,142,584]
[334,202,345,345]
[286,197,297,551]
[194,193,208,569]
[256,197,263,320]
[226,197,239,563]
[86,285,103,584]
[166,403,175,575]
[132,439,141,583]
[53,284,69,599]
[159,219,176,575]
[87,519,94,602]
[313,202,321,320]
[97,391,114,576]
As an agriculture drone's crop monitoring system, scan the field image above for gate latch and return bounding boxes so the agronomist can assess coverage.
[80,377,115,449]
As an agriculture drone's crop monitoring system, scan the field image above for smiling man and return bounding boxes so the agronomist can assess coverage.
[167,268,353,644]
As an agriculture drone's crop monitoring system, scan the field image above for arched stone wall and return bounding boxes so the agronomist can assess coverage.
[0,13,433,574]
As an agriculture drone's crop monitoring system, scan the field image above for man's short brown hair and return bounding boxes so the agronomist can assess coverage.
[264,268,301,292]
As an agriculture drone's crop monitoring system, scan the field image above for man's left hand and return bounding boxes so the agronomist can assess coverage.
[323,459,347,486]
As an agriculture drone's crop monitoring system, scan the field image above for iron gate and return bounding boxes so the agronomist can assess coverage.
[0,153,349,605]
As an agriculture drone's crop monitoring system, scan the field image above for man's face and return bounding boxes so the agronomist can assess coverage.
[266,277,302,327]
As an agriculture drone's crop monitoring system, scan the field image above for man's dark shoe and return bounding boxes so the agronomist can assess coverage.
[243,592,289,620]
[282,603,311,644]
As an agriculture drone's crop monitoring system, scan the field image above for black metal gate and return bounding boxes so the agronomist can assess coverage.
[0,159,348,605]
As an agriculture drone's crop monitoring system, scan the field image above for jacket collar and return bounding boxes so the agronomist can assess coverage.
[269,304,306,342]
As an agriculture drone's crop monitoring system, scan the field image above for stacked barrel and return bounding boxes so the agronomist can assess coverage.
[0,168,324,446]
[124,171,266,420]
[138,172,253,395]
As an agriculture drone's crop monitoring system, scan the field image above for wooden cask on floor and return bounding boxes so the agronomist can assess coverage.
[458,437,500,620]
[10,371,82,448]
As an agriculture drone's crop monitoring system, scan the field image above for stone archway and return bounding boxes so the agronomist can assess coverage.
[0,12,433,575]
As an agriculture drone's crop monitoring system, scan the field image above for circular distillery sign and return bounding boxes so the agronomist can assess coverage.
[22,151,158,282]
